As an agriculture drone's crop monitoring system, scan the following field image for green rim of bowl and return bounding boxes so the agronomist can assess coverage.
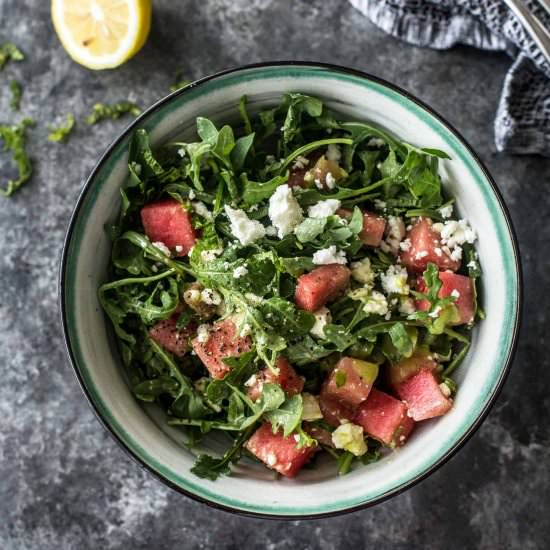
[60,62,521,518]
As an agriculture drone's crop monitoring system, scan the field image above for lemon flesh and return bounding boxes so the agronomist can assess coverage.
[51,0,152,70]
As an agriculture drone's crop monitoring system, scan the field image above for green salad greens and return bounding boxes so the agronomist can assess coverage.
[99,93,483,480]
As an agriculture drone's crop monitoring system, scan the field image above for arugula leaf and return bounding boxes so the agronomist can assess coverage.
[323,324,357,351]
[206,352,256,404]
[231,133,255,171]
[0,42,24,70]
[241,173,287,206]
[257,297,315,338]
[281,93,323,145]
[239,95,253,135]
[286,336,334,366]
[265,394,303,437]
[9,79,22,111]
[48,113,75,143]
[0,118,35,197]
[85,101,141,124]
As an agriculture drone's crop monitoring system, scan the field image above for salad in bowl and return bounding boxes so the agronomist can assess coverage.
[99,92,483,481]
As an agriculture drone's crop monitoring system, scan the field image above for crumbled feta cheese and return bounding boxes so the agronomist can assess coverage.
[175,245,183,253]
[326,143,342,163]
[433,219,476,248]
[266,452,278,466]
[439,382,452,397]
[192,201,213,221]
[451,289,461,298]
[434,247,443,257]
[152,241,171,257]
[331,423,367,456]
[225,205,266,245]
[200,288,222,306]
[429,306,442,318]
[232,265,248,279]
[301,393,323,421]
[268,184,303,238]
[380,216,405,254]
[399,238,412,252]
[381,265,410,295]
[177,147,186,158]
[415,250,429,260]
[467,260,477,269]
[196,324,211,343]
[183,288,201,304]
[244,374,257,388]
[265,154,276,164]
[310,306,332,338]
[368,137,386,148]
[188,189,196,200]
[312,245,347,265]
[399,296,416,315]
[314,178,323,190]
[245,293,263,305]
[239,323,252,337]
[449,246,463,262]
[325,172,336,189]
[350,257,375,287]
[439,204,453,219]
[151,264,158,273]
[374,199,387,211]
[293,155,310,170]
[200,247,223,262]
[265,225,278,237]
[363,291,389,316]
[308,199,341,218]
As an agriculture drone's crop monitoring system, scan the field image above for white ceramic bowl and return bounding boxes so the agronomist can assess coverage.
[60,62,521,518]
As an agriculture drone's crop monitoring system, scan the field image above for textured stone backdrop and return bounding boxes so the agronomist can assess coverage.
[0,1,548,549]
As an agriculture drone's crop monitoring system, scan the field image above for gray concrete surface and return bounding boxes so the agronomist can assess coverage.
[0,0,549,548]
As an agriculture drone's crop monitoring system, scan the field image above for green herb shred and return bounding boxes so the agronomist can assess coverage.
[84,101,142,125]
[0,118,35,197]
[0,42,24,70]
[48,113,76,143]
[9,79,22,111]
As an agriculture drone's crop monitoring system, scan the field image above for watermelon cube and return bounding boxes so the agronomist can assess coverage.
[387,349,438,387]
[295,264,350,312]
[149,313,195,358]
[141,199,197,257]
[303,423,334,447]
[191,319,252,379]
[247,357,304,401]
[400,218,460,272]
[319,357,379,426]
[353,389,415,447]
[360,211,386,247]
[245,423,317,477]
[416,271,475,325]
[394,369,452,421]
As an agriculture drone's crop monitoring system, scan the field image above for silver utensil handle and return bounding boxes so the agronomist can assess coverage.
[504,0,550,65]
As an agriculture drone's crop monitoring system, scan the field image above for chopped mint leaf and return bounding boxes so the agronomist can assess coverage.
[48,113,75,143]
[84,101,141,125]
[0,42,24,70]
[9,79,22,111]
[0,118,35,197]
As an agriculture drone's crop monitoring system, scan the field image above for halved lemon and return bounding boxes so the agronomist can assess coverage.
[51,0,152,70]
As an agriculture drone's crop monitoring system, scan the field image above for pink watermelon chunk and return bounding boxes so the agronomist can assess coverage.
[294,264,350,312]
[247,357,304,401]
[360,211,386,247]
[191,319,252,379]
[387,350,438,387]
[245,423,317,477]
[141,199,197,257]
[149,312,195,358]
[394,369,452,421]
[319,357,379,426]
[400,218,460,272]
[416,271,475,325]
[353,388,415,447]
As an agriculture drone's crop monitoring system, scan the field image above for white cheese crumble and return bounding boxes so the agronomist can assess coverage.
[245,292,263,305]
[188,189,196,200]
[268,184,303,238]
[399,296,416,315]
[438,204,453,219]
[200,247,223,262]
[312,245,347,265]
[310,306,332,338]
[307,199,341,218]
[368,137,386,148]
[467,259,477,269]
[152,241,171,257]
[265,225,278,237]
[293,155,310,170]
[177,147,186,158]
[363,291,389,316]
[331,423,367,456]
[325,172,336,189]
[196,324,211,343]
[314,178,323,190]
[192,201,213,221]
[451,289,461,298]
[415,250,429,260]
[175,245,183,253]
[399,238,412,252]
[380,216,405,254]
[374,199,387,211]
[381,265,410,295]
[439,382,452,397]
[350,257,375,287]
[200,288,222,306]
[266,452,278,467]
[429,306,442,318]
[225,205,266,245]
[232,265,248,279]
[326,143,342,163]
[433,219,476,248]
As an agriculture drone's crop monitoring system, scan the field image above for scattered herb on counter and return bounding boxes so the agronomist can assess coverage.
[0,118,35,197]
[84,101,142,125]
[48,113,75,143]
[0,42,24,70]
[9,79,22,111]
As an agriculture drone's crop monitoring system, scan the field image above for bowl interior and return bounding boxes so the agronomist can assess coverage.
[61,64,520,517]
